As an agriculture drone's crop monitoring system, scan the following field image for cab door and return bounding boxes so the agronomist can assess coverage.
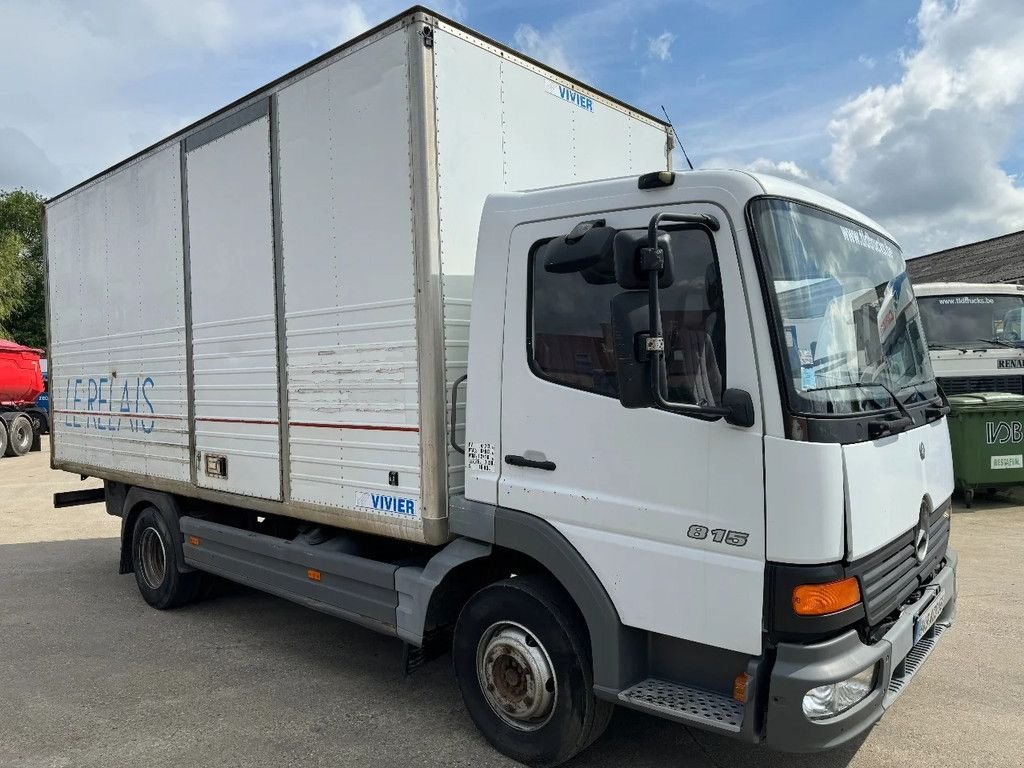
[498,203,766,655]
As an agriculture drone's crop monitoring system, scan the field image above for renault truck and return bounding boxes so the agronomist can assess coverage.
[44,7,957,766]
[916,281,1024,394]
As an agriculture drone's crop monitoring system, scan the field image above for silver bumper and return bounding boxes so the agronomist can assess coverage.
[765,548,957,752]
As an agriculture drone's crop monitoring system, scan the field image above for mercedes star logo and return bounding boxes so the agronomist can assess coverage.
[915,504,931,563]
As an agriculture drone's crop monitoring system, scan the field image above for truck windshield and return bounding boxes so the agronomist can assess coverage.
[917,294,1024,348]
[751,198,937,416]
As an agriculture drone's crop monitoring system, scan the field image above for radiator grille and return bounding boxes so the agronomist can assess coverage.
[939,375,1024,395]
[852,502,951,627]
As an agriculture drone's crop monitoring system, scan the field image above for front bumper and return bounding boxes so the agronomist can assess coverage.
[764,548,957,752]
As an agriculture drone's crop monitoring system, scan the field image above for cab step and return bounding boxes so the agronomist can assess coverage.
[886,621,949,701]
[618,678,744,733]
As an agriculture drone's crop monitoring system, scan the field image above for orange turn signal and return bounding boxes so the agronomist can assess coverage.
[733,673,750,702]
[188,535,201,547]
[792,576,861,616]
[307,569,322,582]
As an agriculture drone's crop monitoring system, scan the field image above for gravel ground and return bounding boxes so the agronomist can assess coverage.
[1,439,1021,767]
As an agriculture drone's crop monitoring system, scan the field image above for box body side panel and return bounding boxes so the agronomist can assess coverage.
[43,14,670,544]
[185,114,282,500]
[47,144,190,482]
[276,27,426,538]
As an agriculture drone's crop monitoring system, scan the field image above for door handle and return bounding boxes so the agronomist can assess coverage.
[450,374,467,455]
[504,454,556,471]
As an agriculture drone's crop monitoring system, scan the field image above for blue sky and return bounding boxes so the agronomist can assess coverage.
[1,0,1023,256]
[480,0,920,168]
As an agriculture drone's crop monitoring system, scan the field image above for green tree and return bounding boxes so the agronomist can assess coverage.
[0,231,28,337]
[0,189,46,349]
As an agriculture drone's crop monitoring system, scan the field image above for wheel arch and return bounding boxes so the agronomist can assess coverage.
[417,504,642,693]
[117,487,194,575]
[491,507,643,693]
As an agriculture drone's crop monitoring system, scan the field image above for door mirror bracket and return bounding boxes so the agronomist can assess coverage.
[611,210,754,427]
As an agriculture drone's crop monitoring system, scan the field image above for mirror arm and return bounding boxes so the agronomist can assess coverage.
[640,211,751,424]
[645,269,732,419]
[646,212,719,248]
[648,353,733,417]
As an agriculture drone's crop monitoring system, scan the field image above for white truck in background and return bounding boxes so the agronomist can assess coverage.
[915,282,1024,394]
[45,8,958,766]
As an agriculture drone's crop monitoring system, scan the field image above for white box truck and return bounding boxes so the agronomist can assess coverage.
[45,8,958,766]
[915,281,1024,393]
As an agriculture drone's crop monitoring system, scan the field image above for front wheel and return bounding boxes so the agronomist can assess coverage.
[453,575,613,767]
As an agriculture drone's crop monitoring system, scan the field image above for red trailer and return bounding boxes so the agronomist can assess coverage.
[0,339,45,457]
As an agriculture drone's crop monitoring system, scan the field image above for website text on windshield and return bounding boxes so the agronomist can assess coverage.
[917,294,1024,349]
[749,198,940,434]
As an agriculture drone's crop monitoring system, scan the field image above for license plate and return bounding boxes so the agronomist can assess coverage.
[913,588,946,645]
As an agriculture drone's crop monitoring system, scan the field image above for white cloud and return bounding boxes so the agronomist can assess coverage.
[745,158,812,181]
[0,1,393,195]
[648,31,676,62]
[512,24,578,76]
[756,0,1024,256]
[446,0,468,23]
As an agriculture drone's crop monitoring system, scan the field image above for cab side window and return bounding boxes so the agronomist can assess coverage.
[529,227,726,406]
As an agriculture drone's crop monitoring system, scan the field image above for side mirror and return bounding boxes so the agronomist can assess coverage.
[610,291,658,408]
[613,230,675,289]
[542,222,616,275]
[609,291,755,427]
[721,388,755,428]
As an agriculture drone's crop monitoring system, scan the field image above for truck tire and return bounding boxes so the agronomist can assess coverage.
[130,505,203,609]
[4,414,33,457]
[453,575,614,768]
[0,419,7,457]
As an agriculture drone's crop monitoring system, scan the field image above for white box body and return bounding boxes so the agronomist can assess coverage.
[45,10,671,544]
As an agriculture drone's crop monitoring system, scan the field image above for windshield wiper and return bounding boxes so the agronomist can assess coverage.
[896,380,948,419]
[805,380,915,437]
[978,337,1022,349]
[929,342,971,352]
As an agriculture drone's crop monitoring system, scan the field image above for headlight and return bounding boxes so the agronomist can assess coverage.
[802,665,877,720]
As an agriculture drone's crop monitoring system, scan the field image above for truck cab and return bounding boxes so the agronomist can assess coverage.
[915,281,1024,394]
[458,168,956,755]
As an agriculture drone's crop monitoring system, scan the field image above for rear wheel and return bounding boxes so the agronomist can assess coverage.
[453,575,613,767]
[130,506,202,609]
[4,415,32,456]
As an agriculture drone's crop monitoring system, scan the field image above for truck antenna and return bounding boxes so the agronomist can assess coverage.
[661,105,694,171]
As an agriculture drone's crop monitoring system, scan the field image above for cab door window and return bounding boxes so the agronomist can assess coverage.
[529,227,726,406]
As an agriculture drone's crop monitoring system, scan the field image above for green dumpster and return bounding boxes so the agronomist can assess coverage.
[947,392,1024,506]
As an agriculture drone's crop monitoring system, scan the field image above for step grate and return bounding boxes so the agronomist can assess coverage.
[888,622,948,698]
[618,678,743,732]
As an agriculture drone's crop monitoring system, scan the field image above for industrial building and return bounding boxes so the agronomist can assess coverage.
[907,229,1024,284]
